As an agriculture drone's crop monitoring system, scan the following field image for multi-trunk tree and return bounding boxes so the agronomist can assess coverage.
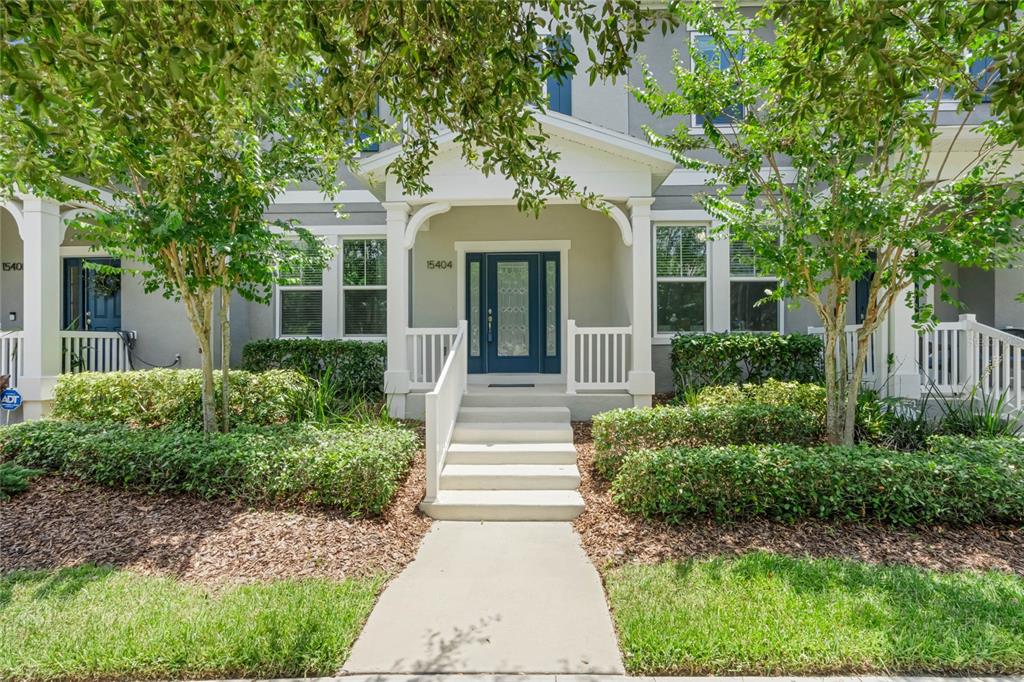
[636,0,1024,445]
[2,0,671,431]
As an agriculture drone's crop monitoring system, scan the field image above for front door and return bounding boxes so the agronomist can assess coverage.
[467,252,560,374]
[63,257,122,331]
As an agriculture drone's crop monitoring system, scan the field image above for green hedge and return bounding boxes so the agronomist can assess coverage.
[52,369,311,429]
[592,401,822,479]
[672,332,823,394]
[0,420,418,516]
[692,379,826,416]
[240,339,386,403]
[611,436,1024,526]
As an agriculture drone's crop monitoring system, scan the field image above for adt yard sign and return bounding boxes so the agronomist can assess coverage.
[1,388,22,411]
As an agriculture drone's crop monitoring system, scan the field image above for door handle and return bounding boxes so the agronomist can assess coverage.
[85,310,92,330]
[487,307,494,343]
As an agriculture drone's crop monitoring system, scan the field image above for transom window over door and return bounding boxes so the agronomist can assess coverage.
[342,238,387,337]
[730,239,780,332]
[655,224,708,334]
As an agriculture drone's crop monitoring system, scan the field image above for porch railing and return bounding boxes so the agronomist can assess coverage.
[806,324,885,383]
[424,320,467,504]
[61,330,135,373]
[407,327,458,389]
[1,331,23,388]
[809,314,1023,411]
[566,319,632,393]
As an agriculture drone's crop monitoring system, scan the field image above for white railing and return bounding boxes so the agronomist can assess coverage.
[566,320,632,393]
[408,327,458,389]
[807,324,885,383]
[918,321,964,393]
[962,315,1023,410]
[424,320,467,504]
[60,330,134,373]
[0,331,23,388]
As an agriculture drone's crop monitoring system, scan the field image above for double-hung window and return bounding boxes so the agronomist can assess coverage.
[655,224,708,334]
[545,34,573,116]
[690,33,743,127]
[342,238,387,337]
[278,243,324,337]
[729,239,780,332]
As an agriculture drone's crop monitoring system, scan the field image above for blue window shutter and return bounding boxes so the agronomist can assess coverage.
[546,35,572,116]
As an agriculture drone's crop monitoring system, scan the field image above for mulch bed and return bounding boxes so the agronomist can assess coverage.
[572,422,1024,576]
[0,453,432,587]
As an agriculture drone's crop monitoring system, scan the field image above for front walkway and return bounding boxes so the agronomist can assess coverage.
[342,521,624,675]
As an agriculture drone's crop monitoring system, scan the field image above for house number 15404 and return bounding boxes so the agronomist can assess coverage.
[427,260,453,270]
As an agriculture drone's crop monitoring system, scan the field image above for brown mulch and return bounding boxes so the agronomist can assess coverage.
[0,453,432,587]
[571,422,1024,576]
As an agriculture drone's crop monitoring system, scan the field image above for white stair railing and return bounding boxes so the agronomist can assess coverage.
[61,331,135,373]
[806,324,884,383]
[424,320,467,504]
[408,327,458,389]
[0,331,23,387]
[566,319,631,393]
[961,314,1023,410]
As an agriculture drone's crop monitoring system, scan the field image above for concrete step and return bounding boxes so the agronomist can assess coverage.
[452,422,574,444]
[440,464,581,490]
[420,489,585,521]
[462,392,569,409]
[445,442,579,465]
[457,406,571,424]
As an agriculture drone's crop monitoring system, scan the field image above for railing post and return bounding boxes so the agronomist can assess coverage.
[959,314,977,393]
[566,319,577,394]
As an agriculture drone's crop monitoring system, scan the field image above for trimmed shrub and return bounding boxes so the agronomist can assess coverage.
[52,369,311,429]
[240,339,386,403]
[0,461,43,501]
[592,402,821,479]
[611,437,1024,526]
[0,419,418,516]
[692,379,826,417]
[672,332,823,394]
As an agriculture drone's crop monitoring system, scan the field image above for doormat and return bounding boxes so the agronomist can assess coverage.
[488,383,535,388]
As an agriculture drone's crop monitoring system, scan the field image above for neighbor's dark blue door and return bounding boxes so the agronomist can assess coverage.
[63,257,121,331]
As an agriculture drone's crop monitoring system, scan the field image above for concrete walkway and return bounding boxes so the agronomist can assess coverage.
[342,522,624,675]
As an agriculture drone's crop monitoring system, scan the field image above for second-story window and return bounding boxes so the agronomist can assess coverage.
[546,34,573,116]
[690,33,743,127]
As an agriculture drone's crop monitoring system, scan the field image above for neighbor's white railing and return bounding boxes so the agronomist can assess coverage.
[566,319,632,393]
[408,327,458,389]
[61,330,135,373]
[0,331,23,388]
[962,315,1023,410]
[424,320,467,504]
[807,324,885,383]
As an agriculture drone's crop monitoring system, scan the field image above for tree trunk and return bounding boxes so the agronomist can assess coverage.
[193,292,216,434]
[823,325,843,444]
[219,287,231,433]
[843,328,873,445]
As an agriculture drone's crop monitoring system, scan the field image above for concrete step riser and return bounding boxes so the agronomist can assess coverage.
[461,394,569,409]
[441,474,581,491]
[456,406,571,424]
[453,424,574,444]
[445,451,578,465]
[421,504,584,522]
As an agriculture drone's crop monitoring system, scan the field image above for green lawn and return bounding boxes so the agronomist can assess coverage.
[605,552,1024,676]
[0,566,383,681]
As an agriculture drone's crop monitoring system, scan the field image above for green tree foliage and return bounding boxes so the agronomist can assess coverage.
[635,0,1024,444]
[1,0,671,431]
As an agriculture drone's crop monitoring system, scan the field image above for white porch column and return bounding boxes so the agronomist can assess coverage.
[887,287,921,399]
[708,222,730,332]
[20,196,63,420]
[383,202,411,418]
[627,197,656,407]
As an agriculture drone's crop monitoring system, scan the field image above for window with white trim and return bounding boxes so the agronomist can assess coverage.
[690,33,743,127]
[278,243,324,337]
[655,224,708,334]
[729,239,779,332]
[342,238,387,336]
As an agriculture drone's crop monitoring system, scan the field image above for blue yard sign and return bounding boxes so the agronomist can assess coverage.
[1,388,22,411]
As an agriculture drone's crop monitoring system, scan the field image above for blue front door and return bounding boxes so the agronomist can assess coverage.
[63,258,122,331]
[467,252,560,374]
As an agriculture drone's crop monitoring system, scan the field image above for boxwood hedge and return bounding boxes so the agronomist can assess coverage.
[52,369,311,429]
[0,419,418,516]
[611,436,1024,526]
[240,339,386,403]
[592,401,822,479]
[672,332,823,393]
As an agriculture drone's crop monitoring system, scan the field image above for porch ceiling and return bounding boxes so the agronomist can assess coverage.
[358,111,676,203]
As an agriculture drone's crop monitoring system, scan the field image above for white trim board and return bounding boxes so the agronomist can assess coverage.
[273,189,379,204]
